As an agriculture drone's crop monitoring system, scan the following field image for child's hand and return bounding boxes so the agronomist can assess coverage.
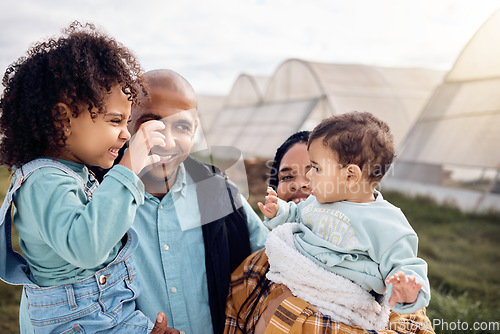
[120,120,166,174]
[385,271,423,307]
[258,187,279,219]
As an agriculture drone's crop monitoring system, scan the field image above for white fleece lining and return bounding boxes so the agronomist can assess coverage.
[265,223,390,330]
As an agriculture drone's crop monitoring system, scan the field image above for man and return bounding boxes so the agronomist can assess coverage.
[128,69,268,334]
[19,69,268,334]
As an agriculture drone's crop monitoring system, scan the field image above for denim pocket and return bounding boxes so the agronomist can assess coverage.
[99,259,140,316]
[27,290,100,331]
[61,324,85,334]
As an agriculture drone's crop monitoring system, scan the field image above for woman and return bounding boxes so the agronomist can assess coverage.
[225,131,435,334]
[268,131,311,204]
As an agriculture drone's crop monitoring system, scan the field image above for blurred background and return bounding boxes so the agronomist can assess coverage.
[1,1,499,333]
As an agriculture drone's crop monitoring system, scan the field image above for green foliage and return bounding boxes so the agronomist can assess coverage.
[427,288,499,334]
[383,190,500,333]
[0,166,23,333]
[0,283,22,333]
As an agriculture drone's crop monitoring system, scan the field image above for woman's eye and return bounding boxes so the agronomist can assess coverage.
[280,175,293,182]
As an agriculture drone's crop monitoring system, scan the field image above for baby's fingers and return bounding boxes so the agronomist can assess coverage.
[258,201,266,213]
[266,187,278,197]
[258,202,278,219]
[258,202,271,218]
[386,271,405,284]
[265,194,278,205]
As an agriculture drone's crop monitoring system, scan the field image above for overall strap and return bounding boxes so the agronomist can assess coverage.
[11,159,99,201]
[0,158,99,285]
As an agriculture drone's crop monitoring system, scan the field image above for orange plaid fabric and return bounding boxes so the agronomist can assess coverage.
[225,249,435,334]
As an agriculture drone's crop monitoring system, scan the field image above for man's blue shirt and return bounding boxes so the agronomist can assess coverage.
[132,163,268,334]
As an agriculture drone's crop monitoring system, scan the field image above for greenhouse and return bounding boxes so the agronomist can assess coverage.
[383,8,500,212]
[198,9,500,212]
[206,59,443,158]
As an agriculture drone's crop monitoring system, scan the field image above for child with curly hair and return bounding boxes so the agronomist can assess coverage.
[0,22,177,333]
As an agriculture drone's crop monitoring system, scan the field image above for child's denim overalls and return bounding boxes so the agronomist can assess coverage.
[0,159,153,333]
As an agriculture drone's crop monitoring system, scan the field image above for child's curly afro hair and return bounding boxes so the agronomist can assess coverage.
[0,21,146,167]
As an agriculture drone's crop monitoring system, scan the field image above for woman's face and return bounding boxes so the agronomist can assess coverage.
[276,143,312,203]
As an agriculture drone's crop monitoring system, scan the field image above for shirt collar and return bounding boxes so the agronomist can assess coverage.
[144,162,193,201]
[55,158,89,179]
[169,162,188,198]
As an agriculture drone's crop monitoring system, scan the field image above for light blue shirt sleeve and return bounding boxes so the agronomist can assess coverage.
[379,234,431,314]
[14,164,144,286]
[240,194,268,253]
[18,164,145,333]
[264,195,314,229]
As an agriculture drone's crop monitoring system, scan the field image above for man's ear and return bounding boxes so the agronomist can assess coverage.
[192,118,199,137]
[193,118,200,133]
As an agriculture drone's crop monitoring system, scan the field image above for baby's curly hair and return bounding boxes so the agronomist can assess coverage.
[0,21,146,167]
[308,111,396,182]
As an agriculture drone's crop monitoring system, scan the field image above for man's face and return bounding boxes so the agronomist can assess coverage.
[130,85,198,184]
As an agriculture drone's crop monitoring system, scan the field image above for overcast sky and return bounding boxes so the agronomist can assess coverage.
[1,0,499,95]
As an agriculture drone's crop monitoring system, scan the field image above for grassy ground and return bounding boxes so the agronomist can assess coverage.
[0,166,23,334]
[1,163,499,333]
[382,191,500,333]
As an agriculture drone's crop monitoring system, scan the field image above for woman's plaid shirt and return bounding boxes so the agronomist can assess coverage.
[225,249,435,334]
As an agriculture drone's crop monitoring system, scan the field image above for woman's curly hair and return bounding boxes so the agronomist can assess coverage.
[0,21,146,167]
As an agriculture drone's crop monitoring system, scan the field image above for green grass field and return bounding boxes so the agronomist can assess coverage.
[0,165,499,333]
[382,191,500,333]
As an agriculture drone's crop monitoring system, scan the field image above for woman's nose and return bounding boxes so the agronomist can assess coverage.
[297,176,310,189]
[291,176,309,191]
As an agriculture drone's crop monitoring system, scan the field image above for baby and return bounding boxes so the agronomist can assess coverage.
[259,111,430,320]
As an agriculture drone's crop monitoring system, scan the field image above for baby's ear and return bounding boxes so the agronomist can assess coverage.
[345,164,362,184]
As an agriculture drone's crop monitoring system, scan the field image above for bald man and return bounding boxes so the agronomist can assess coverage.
[19,70,268,334]
[129,70,268,334]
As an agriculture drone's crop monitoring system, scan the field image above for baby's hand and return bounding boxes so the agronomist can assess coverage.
[120,120,166,174]
[258,187,279,219]
[385,271,423,307]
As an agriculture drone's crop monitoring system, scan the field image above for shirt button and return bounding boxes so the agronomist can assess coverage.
[99,275,107,285]
[180,331,185,334]
[171,287,177,293]
[163,244,169,251]
[159,205,163,210]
